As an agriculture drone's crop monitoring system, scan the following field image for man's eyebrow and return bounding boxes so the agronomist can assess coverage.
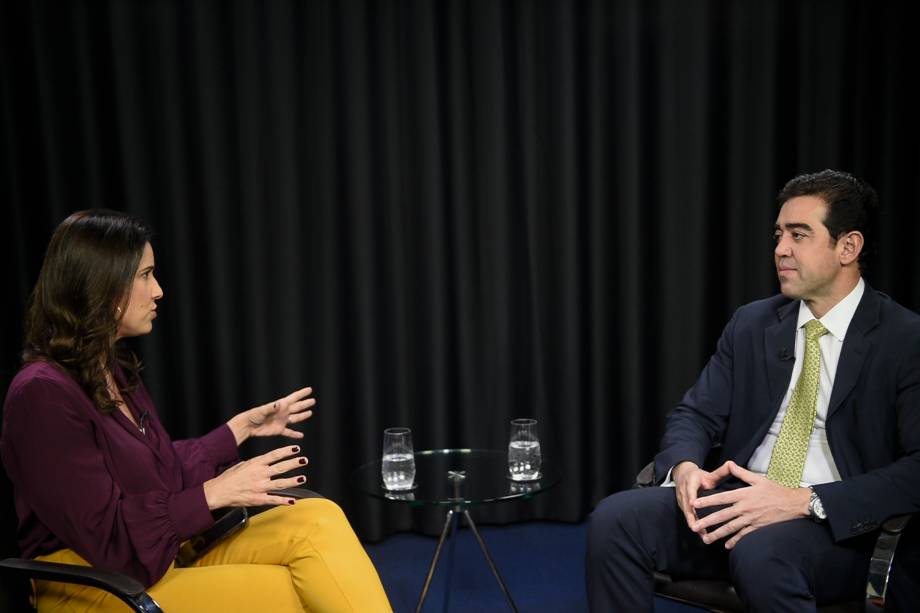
[773,222,814,233]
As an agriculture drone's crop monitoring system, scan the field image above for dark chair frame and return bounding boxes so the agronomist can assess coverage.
[634,461,912,612]
[0,487,316,613]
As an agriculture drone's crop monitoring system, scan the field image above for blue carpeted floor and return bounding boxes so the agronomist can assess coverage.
[365,521,705,612]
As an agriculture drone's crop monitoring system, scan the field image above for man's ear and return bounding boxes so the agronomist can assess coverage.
[838,231,864,265]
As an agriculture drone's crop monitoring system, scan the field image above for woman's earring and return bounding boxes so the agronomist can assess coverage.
[115,306,123,317]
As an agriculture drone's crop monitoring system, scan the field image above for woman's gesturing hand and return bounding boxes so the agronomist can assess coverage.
[227,387,316,445]
[203,445,308,509]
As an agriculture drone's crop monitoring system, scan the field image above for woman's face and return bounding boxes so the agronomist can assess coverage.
[116,242,163,339]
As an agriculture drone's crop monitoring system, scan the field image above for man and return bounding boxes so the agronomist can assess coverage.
[587,170,920,611]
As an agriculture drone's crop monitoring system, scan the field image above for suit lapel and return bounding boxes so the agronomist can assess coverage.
[764,301,798,412]
[827,286,881,419]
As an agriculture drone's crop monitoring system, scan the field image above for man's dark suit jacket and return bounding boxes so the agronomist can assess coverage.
[655,284,920,543]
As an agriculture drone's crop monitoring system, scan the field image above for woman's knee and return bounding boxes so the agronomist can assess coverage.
[294,496,346,522]
[276,497,358,541]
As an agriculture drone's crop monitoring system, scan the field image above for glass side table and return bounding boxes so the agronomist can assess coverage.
[351,448,561,612]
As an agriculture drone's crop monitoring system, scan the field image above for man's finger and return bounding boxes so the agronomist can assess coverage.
[692,505,740,532]
[725,461,759,484]
[680,486,700,527]
[679,495,697,528]
[693,489,740,509]
[724,525,756,549]
[700,516,747,544]
[673,485,691,524]
[706,462,733,481]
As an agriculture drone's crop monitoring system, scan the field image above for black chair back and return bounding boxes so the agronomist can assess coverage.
[0,464,33,612]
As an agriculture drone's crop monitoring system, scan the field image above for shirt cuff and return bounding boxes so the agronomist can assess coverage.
[167,486,215,541]
[660,466,676,487]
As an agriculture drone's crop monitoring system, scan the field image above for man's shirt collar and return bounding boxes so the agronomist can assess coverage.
[796,277,865,342]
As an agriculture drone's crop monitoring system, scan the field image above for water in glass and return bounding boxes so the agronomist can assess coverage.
[382,427,415,490]
[382,452,415,490]
[508,418,541,481]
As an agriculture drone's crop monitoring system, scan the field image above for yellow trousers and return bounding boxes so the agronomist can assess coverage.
[34,498,392,613]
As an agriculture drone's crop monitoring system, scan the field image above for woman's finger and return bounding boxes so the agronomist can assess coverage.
[259,445,302,464]
[287,409,313,424]
[285,387,313,403]
[268,475,308,491]
[290,398,317,414]
[269,456,309,476]
[264,493,300,506]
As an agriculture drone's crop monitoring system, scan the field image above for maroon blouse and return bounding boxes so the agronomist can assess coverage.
[1,361,240,587]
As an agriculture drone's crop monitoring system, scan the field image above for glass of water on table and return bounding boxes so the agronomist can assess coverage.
[508,418,542,481]
[382,427,416,490]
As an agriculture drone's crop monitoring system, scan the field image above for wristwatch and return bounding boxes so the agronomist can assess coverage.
[808,487,827,522]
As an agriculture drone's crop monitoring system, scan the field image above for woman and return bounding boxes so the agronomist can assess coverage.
[1,210,391,612]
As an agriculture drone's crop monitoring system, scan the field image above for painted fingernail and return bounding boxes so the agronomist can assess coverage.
[299,458,306,465]
[288,499,296,505]
[298,476,306,483]
[291,446,299,453]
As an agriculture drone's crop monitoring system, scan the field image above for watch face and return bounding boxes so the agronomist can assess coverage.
[809,491,827,520]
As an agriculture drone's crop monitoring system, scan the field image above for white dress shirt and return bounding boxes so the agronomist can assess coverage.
[746,277,865,487]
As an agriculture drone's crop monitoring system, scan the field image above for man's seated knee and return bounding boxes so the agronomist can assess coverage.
[728,523,809,590]
[591,489,674,531]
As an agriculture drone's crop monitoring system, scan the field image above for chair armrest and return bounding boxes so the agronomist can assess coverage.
[175,507,249,568]
[0,558,163,613]
[865,514,913,611]
[634,461,656,488]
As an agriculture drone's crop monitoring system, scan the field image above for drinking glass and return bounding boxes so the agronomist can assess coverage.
[382,427,416,490]
[508,418,541,481]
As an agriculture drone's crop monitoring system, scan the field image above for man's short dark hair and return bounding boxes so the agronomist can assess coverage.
[777,169,879,271]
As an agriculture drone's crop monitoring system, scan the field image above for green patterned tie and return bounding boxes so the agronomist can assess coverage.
[766,319,828,488]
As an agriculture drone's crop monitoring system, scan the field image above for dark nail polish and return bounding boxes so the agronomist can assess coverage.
[288,499,296,505]
[298,476,306,483]
[299,458,306,465]
[291,446,299,453]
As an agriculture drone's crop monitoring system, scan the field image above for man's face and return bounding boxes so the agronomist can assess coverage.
[773,196,845,303]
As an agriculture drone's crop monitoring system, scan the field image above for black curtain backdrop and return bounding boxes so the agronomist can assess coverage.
[2,0,919,541]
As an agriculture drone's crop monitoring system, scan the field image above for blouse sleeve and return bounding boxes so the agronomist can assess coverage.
[1,373,215,587]
[172,425,240,485]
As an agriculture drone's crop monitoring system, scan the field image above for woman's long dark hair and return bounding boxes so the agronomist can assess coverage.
[23,210,152,413]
